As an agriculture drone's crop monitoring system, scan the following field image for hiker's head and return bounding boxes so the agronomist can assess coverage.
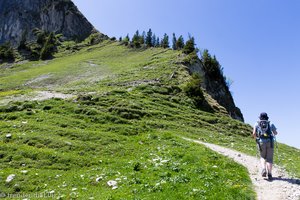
[259,112,269,120]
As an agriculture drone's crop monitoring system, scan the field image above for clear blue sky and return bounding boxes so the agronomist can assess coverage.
[72,0,300,149]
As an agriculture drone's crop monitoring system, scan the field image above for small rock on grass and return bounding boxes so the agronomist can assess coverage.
[107,180,118,189]
[6,174,16,183]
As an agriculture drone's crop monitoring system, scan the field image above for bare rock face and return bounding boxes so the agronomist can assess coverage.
[189,61,244,122]
[0,0,98,46]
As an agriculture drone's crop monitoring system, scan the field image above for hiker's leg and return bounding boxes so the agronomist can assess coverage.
[266,162,272,173]
[266,141,274,175]
[260,157,266,168]
[260,142,267,176]
[260,158,266,170]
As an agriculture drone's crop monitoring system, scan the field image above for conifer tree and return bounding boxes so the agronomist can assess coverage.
[132,30,141,48]
[40,32,58,60]
[161,33,169,48]
[172,33,177,50]
[140,31,145,46]
[201,49,223,80]
[176,35,185,50]
[0,42,15,62]
[33,28,47,45]
[146,29,153,47]
[155,37,160,47]
[152,34,157,47]
[182,35,196,54]
[31,28,60,60]
[122,34,130,46]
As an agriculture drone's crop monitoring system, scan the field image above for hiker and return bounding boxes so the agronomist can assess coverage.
[252,112,278,180]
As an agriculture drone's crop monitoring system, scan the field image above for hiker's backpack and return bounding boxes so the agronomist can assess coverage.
[256,120,272,139]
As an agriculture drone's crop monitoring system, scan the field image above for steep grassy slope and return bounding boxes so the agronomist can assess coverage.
[0,41,299,199]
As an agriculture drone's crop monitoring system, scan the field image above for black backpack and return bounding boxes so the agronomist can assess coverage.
[256,120,272,139]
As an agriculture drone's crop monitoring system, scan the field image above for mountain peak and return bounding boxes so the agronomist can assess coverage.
[0,0,98,46]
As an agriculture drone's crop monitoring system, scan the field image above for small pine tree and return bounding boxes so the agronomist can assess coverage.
[152,34,156,47]
[161,33,169,48]
[132,30,141,48]
[155,37,160,47]
[172,33,177,50]
[40,32,57,60]
[122,34,130,46]
[182,36,196,54]
[140,31,145,46]
[176,35,185,50]
[30,28,60,60]
[0,42,15,62]
[141,31,146,46]
[146,29,153,47]
[201,49,223,80]
[28,43,41,60]
[33,28,48,45]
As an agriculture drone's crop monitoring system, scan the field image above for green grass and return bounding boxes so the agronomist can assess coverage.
[0,98,255,199]
[0,40,299,199]
[0,41,178,93]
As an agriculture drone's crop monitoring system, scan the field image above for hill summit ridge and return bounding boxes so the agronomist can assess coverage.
[0,0,243,121]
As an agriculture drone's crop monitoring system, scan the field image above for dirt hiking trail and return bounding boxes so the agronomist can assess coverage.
[183,138,300,200]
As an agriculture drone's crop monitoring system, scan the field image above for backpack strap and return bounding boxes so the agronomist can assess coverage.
[268,121,274,148]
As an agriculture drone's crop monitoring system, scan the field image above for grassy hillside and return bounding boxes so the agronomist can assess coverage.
[0,41,299,199]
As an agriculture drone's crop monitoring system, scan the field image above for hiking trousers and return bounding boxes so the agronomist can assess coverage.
[259,141,274,163]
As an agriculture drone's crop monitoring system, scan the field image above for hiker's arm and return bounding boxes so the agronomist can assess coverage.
[252,126,257,138]
[272,129,278,135]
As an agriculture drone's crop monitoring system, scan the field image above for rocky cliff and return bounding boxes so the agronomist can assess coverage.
[189,61,244,121]
[0,0,97,46]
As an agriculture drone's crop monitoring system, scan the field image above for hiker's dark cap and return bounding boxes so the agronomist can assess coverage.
[259,112,269,120]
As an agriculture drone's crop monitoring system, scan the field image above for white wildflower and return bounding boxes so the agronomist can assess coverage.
[55,174,62,178]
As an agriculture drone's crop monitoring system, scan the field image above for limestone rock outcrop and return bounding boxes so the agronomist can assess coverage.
[0,0,99,46]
